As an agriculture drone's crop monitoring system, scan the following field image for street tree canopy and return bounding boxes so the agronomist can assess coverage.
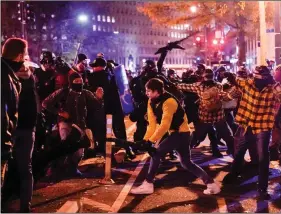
[137,1,273,35]
[137,1,274,65]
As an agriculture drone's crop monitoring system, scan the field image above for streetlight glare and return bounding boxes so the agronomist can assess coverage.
[78,14,88,23]
[213,39,218,45]
[190,6,197,13]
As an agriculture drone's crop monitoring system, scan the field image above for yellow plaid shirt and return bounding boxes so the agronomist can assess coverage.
[234,78,281,134]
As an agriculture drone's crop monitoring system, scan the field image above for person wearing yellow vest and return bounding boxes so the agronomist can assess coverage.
[130,78,221,195]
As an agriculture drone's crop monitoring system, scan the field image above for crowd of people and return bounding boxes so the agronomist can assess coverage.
[1,37,281,212]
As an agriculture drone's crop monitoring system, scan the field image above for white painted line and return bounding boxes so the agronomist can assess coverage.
[82,197,112,212]
[109,154,149,213]
[112,168,134,175]
[57,200,81,213]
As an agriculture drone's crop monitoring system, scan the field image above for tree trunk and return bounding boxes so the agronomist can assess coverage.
[237,30,246,66]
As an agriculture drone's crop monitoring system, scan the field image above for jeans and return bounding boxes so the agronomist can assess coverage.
[224,109,238,135]
[196,120,234,154]
[13,129,35,211]
[231,126,271,191]
[146,132,213,184]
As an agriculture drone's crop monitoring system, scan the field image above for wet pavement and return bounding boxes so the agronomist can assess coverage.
[4,118,281,213]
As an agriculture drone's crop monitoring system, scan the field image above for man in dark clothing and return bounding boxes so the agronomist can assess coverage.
[42,72,100,175]
[12,71,39,212]
[33,51,57,102]
[1,38,26,160]
[1,37,38,213]
[88,58,127,153]
[178,69,235,156]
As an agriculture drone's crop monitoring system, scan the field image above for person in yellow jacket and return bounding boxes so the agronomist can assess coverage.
[130,78,221,195]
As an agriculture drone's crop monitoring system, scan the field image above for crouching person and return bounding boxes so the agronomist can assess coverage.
[42,72,103,176]
[130,78,220,195]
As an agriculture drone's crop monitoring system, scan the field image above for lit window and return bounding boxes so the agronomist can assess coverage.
[92,16,95,21]
[97,15,101,21]
[103,26,106,32]
[171,32,174,38]
[98,25,101,31]
[42,25,47,30]
[107,16,110,22]
[93,25,96,31]
[42,34,47,41]
[102,15,106,22]
[112,17,115,23]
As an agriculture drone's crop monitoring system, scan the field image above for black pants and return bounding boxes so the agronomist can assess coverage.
[196,120,234,154]
[192,120,221,152]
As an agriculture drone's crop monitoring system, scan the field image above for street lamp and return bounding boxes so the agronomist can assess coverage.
[77,14,88,23]
[190,6,197,13]
[213,39,218,45]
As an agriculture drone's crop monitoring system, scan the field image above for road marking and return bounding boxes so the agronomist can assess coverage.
[57,200,82,213]
[82,197,111,212]
[109,154,149,213]
[112,168,134,175]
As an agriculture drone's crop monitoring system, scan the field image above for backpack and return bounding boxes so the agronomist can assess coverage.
[201,86,222,113]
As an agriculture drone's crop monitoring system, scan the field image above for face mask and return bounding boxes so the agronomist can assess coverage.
[11,61,25,73]
[71,83,83,93]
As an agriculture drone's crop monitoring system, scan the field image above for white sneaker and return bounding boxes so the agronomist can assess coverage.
[130,181,154,195]
[203,182,221,195]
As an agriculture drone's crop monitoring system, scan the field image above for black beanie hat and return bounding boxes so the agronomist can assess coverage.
[77,53,88,63]
[254,65,272,79]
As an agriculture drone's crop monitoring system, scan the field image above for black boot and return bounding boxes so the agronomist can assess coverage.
[222,172,240,185]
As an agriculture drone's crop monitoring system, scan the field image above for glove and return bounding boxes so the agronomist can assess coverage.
[146,142,157,157]
[136,140,157,157]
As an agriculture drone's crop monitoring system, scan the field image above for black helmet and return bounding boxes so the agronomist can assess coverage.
[197,63,205,71]
[167,69,176,76]
[40,51,56,65]
[145,60,156,69]
[77,53,88,64]
[216,66,226,73]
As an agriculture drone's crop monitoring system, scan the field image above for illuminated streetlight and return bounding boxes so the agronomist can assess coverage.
[220,39,224,44]
[77,14,88,23]
[190,6,197,13]
[213,39,218,45]
[196,36,201,42]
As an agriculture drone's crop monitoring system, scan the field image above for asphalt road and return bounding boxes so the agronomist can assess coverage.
[5,118,281,213]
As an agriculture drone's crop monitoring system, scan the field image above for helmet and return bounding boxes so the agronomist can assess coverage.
[142,60,157,74]
[167,69,176,76]
[197,63,205,71]
[40,51,56,65]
